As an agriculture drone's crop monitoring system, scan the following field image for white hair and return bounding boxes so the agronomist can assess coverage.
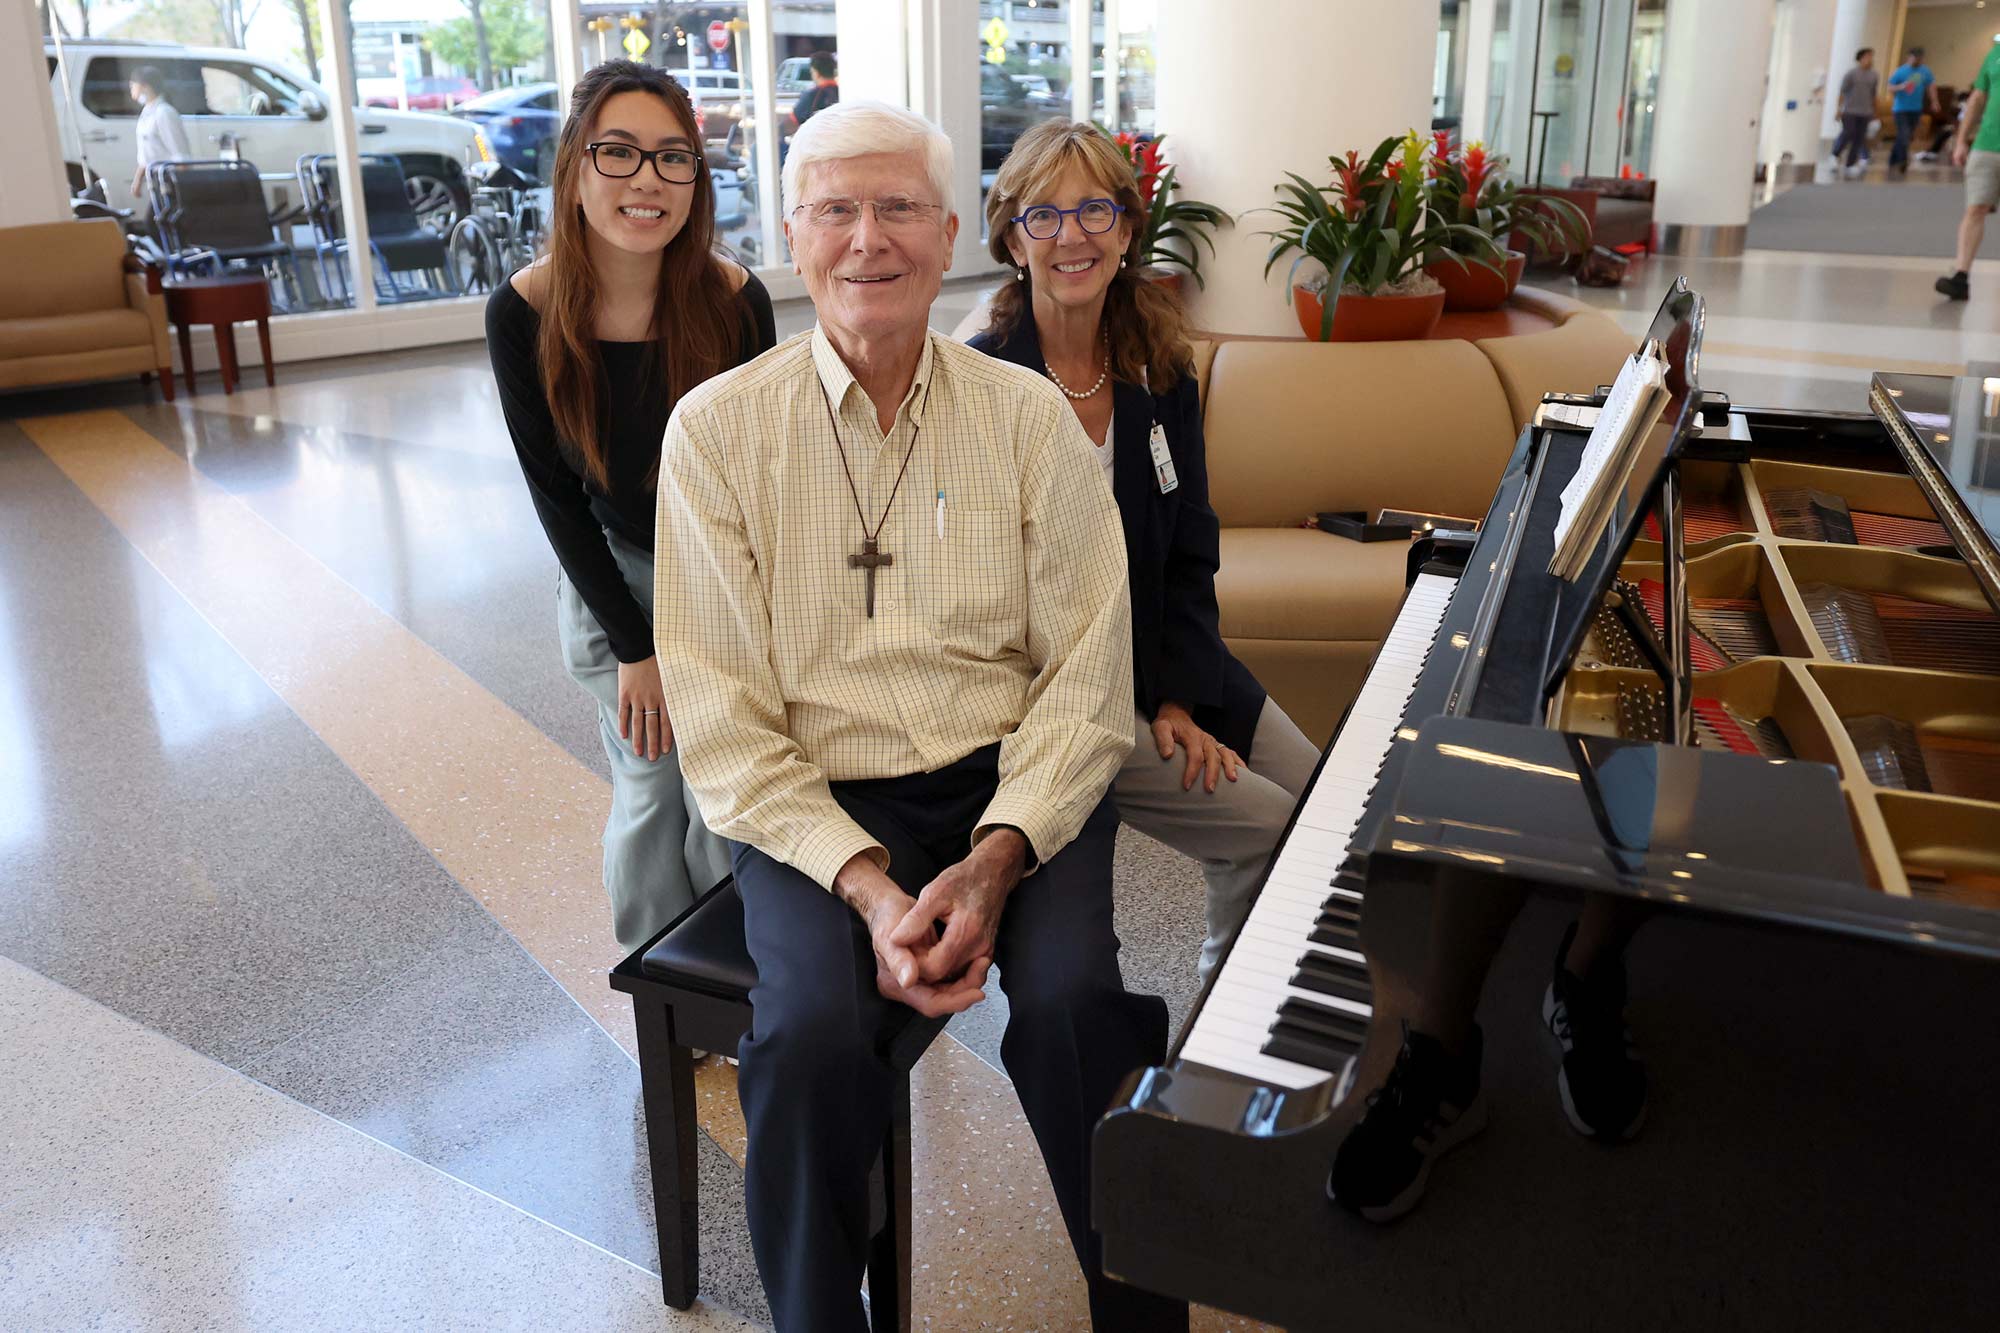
[780,100,955,218]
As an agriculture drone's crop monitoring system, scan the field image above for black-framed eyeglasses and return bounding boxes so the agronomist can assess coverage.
[1010,198,1124,240]
[586,142,702,184]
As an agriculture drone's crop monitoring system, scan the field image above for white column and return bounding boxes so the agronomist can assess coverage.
[320,0,376,309]
[1072,0,1094,124]
[902,0,982,275]
[1157,0,1441,335]
[1584,0,1635,177]
[837,0,910,106]
[1460,0,1499,145]
[550,0,585,108]
[747,0,783,266]
[1762,0,1838,181]
[1821,0,1899,140]
[1651,0,1778,256]
[7,1,71,228]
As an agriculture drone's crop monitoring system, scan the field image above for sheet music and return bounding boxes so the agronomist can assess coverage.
[1550,342,1670,572]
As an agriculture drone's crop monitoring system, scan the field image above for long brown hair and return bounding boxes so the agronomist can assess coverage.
[982,119,1191,392]
[537,60,738,490]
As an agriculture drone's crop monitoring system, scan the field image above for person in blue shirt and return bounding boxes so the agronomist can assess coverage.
[1889,46,1938,176]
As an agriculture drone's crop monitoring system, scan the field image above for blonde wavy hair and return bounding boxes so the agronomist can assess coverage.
[982,119,1191,392]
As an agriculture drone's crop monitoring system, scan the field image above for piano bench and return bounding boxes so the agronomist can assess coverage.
[609,878,944,1332]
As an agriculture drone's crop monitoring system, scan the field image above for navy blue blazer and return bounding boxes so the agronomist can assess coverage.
[969,319,1269,757]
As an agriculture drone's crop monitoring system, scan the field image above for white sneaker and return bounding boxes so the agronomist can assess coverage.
[1845,163,1866,179]
[1916,151,1939,163]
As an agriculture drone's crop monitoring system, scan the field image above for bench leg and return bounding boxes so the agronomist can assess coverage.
[177,323,196,396]
[159,366,175,403]
[257,318,274,387]
[632,996,700,1309]
[865,1071,914,1333]
[213,323,239,395]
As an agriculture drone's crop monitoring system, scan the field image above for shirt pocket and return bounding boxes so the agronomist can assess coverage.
[923,507,1027,656]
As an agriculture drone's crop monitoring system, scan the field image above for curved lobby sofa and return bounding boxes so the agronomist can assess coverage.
[1191,291,1629,743]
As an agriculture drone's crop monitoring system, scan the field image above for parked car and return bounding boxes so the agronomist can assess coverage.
[365,76,480,113]
[452,82,562,182]
[672,67,749,151]
[775,56,815,103]
[980,63,1063,169]
[44,38,487,230]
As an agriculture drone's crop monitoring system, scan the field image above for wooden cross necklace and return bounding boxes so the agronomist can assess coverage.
[817,368,935,618]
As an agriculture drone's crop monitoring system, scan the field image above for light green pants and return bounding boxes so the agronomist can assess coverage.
[556,529,732,953]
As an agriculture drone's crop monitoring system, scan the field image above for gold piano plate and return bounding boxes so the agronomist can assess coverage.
[1877,791,2000,910]
[1620,542,1821,665]
[1806,663,2000,802]
[1750,459,1952,552]
[1780,545,2000,674]
[1627,459,1761,558]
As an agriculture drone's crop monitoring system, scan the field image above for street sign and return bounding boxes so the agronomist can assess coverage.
[708,20,730,52]
[981,17,1008,48]
[623,27,650,59]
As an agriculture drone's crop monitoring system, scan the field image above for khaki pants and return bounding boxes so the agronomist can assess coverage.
[1113,698,1320,980]
[556,529,732,953]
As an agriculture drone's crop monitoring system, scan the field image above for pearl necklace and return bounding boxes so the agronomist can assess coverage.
[1044,339,1109,400]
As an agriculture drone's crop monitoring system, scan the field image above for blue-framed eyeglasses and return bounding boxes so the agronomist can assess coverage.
[1010,198,1125,240]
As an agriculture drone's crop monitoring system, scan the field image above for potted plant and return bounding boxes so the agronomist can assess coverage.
[1111,130,1231,293]
[1425,132,1590,307]
[1261,130,1498,342]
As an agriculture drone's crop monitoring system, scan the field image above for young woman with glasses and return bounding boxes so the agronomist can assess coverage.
[971,119,1320,982]
[486,60,777,953]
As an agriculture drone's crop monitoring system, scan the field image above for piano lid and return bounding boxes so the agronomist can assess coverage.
[1870,371,2000,615]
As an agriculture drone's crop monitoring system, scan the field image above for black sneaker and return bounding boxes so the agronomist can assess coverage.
[1937,272,1971,301]
[1326,1024,1487,1223]
[1543,922,1647,1141]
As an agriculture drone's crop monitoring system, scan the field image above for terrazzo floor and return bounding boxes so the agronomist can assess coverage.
[6,243,1994,1329]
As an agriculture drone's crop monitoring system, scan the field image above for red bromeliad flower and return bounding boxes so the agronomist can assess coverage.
[1432,128,1454,168]
[1332,148,1368,219]
[1134,137,1165,205]
[1461,141,1494,205]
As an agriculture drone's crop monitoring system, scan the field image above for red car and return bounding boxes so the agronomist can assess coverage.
[365,77,480,112]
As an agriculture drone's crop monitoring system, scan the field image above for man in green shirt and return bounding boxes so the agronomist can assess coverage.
[1937,43,2000,299]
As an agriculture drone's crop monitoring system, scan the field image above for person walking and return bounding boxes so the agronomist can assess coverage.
[1938,42,2000,301]
[1888,47,1937,176]
[127,65,191,215]
[791,50,839,128]
[1831,48,1879,179]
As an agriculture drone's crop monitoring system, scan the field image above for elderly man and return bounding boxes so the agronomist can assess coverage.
[653,101,1186,1330]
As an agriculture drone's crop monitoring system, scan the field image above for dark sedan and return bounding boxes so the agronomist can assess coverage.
[452,83,562,182]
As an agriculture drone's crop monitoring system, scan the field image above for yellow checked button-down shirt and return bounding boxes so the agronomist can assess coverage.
[654,327,1135,891]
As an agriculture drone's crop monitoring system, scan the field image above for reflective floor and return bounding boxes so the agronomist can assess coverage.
[0,244,1988,1329]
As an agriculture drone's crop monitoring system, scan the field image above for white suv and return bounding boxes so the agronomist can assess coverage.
[45,39,488,229]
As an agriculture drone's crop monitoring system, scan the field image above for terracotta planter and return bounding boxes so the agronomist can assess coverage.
[1424,253,1511,312]
[1138,265,1186,296]
[1503,249,1528,294]
[1292,284,1446,342]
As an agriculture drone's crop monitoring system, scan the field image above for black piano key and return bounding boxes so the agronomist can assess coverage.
[1309,923,1361,950]
[1292,952,1373,1007]
[1319,900,1361,927]
[1277,996,1370,1048]
[1263,1025,1356,1074]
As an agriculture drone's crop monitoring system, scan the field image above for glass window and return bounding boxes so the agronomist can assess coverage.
[1119,1,1159,135]
[979,0,1074,236]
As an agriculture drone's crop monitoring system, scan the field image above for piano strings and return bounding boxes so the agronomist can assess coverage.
[1800,583,2000,674]
[1845,715,2000,802]
[1762,487,1951,552]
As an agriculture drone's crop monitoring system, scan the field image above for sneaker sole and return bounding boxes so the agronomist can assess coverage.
[1544,984,1647,1142]
[1327,1094,1490,1224]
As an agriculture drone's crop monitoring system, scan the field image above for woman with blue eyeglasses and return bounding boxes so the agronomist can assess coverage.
[971,119,1319,982]
[486,61,776,955]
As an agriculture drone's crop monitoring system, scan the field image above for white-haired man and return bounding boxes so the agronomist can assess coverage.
[653,101,1187,1329]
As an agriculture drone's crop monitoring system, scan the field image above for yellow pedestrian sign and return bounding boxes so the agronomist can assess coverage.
[981,17,1008,48]
[623,27,650,60]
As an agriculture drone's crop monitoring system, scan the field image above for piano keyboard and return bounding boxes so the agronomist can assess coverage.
[1178,573,1457,1090]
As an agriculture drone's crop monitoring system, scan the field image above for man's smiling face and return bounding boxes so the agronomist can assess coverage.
[788,150,958,351]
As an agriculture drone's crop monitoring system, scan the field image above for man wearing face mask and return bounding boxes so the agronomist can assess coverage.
[652,99,1184,1331]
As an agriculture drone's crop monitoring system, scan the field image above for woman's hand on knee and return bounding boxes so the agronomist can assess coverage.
[616,656,673,762]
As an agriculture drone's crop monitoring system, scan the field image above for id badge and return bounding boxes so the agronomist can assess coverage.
[1147,423,1179,494]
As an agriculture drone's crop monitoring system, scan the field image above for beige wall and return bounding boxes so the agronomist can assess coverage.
[2,0,71,228]
[1903,4,2000,87]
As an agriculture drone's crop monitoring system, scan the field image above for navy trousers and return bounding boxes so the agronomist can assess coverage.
[731,744,1186,1332]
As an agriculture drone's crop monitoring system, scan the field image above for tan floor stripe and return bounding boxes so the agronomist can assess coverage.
[26,404,1267,1327]
[22,407,640,1057]
[1700,340,1965,377]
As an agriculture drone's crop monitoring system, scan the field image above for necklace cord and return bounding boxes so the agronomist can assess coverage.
[817,364,935,542]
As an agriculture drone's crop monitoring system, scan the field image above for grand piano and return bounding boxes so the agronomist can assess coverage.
[1092,280,2000,1330]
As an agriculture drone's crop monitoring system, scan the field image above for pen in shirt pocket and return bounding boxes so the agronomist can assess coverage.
[936,489,946,541]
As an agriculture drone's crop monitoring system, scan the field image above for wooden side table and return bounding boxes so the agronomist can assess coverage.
[164,274,274,396]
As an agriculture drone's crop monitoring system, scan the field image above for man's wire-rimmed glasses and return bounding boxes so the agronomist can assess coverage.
[791,197,946,228]
[586,142,702,184]
[1010,198,1125,240]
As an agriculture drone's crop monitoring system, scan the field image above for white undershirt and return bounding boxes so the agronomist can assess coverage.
[1092,404,1115,486]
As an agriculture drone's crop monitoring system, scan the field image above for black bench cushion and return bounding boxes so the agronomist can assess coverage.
[640,880,756,998]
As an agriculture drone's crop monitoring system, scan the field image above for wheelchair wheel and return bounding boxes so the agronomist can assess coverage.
[447,216,504,294]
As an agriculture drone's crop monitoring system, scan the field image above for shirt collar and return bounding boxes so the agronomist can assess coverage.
[809,325,938,426]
